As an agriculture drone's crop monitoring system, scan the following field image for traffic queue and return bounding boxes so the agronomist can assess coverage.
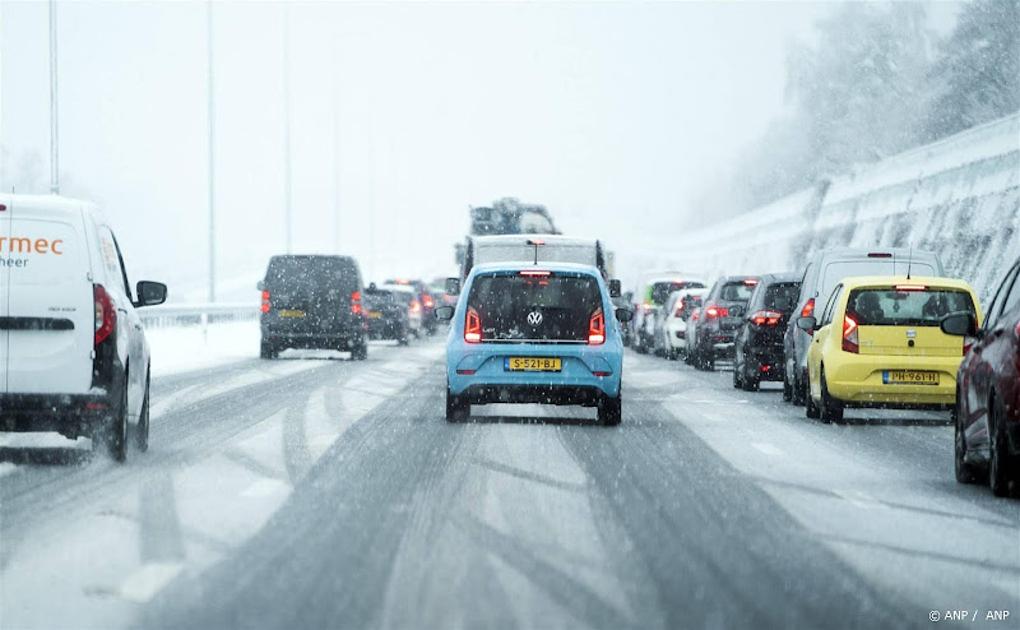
[627,248,1020,498]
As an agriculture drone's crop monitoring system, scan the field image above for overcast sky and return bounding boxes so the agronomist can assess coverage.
[2,0,842,297]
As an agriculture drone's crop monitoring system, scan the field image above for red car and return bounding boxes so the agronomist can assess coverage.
[943,258,1020,497]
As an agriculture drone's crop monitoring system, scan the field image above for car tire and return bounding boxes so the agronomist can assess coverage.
[793,369,807,406]
[732,361,743,388]
[989,393,1014,497]
[351,338,368,361]
[954,394,981,485]
[446,389,469,422]
[96,375,129,462]
[260,338,277,360]
[782,371,793,402]
[819,368,843,424]
[741,364,760,392]
[805,372,821,420]
[134,370,151,453]
[598,394,622,426]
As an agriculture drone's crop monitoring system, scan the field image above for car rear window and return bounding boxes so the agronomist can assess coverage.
[847,287,975,327]
[719,281,755,302]
[467,272,601,342]
[763,283,800,311]
[651,281,705,305]
[265,257,358,293]
[819,259,935,300]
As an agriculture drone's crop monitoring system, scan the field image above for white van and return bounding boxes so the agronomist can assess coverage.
[0,195,166,461]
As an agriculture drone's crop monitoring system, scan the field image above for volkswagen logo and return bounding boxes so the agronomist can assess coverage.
[527,310,543,326]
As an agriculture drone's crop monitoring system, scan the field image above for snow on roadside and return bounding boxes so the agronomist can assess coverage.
[146,320,259,377]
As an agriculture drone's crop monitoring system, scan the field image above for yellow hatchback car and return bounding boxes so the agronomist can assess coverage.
[798,276,982,423]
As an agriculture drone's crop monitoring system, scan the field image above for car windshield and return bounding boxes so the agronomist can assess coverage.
[847,287,976,326]
[467,272,601,342]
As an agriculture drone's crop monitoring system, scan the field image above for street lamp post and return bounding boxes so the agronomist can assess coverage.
[282,2,293,253]
[48,0,59,195]
[206,1,216,303]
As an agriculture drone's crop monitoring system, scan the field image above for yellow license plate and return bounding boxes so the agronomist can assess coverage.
[883,370,939,386]
[368,311,383,319]
[278,309,306,318]
[507,357,562,372]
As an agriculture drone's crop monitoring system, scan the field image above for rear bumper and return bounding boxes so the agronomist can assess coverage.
[743,346,786,381]
[825,356,961,407]
[456,384,613,406]
[263,329,365,349]
[0,391,112,438]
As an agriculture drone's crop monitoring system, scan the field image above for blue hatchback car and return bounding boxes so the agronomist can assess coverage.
[436,262,630,425]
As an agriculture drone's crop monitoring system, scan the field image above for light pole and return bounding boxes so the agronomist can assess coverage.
[282,1,293,253]
[331,39,340,253]
[206,0,216,302]
[48,0,59,195]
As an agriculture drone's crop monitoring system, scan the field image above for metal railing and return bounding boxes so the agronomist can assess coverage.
[138,302,258,329]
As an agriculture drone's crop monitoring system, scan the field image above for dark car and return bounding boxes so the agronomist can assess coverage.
[385,278,436,334]
[258,255,368,360]
[732,273,801,392]
[943,257,1020,497]
[364,283,412,345]
[689,275,759,371]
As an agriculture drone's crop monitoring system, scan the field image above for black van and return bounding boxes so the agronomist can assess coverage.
[258,255,368,360]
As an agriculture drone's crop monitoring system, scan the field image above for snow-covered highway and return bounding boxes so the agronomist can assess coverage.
[1,335,1016,629]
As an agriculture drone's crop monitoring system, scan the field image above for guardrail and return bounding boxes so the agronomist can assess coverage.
[138,302,258,329]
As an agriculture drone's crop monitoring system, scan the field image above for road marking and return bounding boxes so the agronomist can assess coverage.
[118,562,184,603]
[240,478,290,499]
[751,442,783,457]
[834,489,882,510]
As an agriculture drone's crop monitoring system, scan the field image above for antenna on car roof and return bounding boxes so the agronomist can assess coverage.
[906,245,913,280]
[526,238,544,265]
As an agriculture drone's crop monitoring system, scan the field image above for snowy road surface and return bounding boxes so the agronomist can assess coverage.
[1,336,1018,629]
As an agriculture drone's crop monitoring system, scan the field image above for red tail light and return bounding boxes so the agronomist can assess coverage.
[588,308,606,345]
[260,290,270,314]
[519,269,551,277]
[842,313,859,353]
[94,284,116,346]
[410,299,421,313]
[894,284,927,292]
[750,310,782,326]
[422,294,434,308]
[800,298,815,336]
[465,307,482,343]
[704,304,729,320]
[674,303,685,318]
[351,290,362,315]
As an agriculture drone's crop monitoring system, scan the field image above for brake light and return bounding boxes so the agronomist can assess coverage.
[94,284,116,346]
[674,303,685,318]
[465,307,482,343]
[868,252,893,258]
[704,304,729,320]
[800,298,815,336]
[842,313,859,353]
[410,299,421,313]
[750,310,782,326]
[519,269,551,277]
[894,284,927,292]
[260,290,270,314]
[422,294,434,308]
[588,308,605,345]
[351,290,362,315]
[743,278,759,286]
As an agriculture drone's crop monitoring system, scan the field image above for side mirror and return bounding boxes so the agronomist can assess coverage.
[445,277,461,296]
[940,312,978,337]
[135,281,167,308]
[366,282,378,294]
[256,280,265,291]
[615,307,634,323]
[434,306,455,321]
[796,316,817,332]
[609,279,622,298]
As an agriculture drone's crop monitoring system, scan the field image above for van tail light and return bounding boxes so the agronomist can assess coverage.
[704,304,729,320]
[94,284,116,346]
[750,310,782,326]
[588,308,606,345]
[842,314,859,354]
[260,290,271,314]
[351,290,362,315]
[422,294,434,308]
[465,307,482,343]
[800,298,815,336]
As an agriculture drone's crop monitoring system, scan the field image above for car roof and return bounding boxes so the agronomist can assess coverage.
[472,234,596,247]
[670,287,708,297]
[757,272,801,284]
[0,193,101,221]
[470,261,603,276]
[378,283,416,294]
[812,247,939,262]
[837,275,975,292]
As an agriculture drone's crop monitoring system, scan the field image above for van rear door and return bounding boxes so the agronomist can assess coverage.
[5,208,94,395]
[0,200,11,392]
